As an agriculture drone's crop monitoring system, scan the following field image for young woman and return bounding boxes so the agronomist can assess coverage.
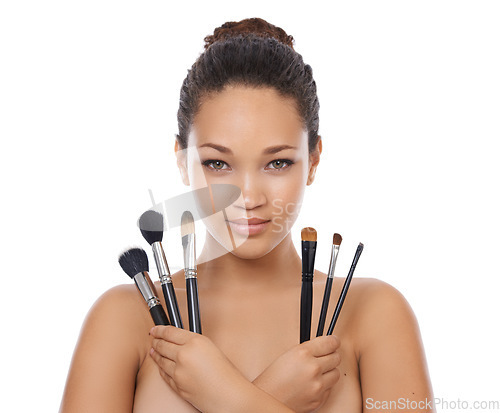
[60,18,434,413]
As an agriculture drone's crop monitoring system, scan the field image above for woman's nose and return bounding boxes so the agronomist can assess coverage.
[236,171,266,210]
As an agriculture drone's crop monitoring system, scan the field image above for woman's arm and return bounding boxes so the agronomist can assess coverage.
[150,326,295,413]
[355,279,435,413]
[59,285,147,413]
[251,335,341,412]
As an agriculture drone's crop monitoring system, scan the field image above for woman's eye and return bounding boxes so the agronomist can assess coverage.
[202,159,293,172]
[268,159,293,170]
[202,160,229,171]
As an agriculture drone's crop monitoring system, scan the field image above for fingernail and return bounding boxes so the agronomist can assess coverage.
[150,347,154,355]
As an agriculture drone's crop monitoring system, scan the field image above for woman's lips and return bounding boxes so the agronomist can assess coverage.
[226,219,271,236]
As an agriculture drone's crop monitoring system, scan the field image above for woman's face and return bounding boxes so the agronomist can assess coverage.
[175,85,321,260]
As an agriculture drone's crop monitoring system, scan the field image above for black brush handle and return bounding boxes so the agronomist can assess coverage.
[149,304,170,326]
[327,243,364,335]
[316,277,333,336]
[162,282,184,328]
[300,278,313,343]
[300,240,317,343]
[186,277,202,334]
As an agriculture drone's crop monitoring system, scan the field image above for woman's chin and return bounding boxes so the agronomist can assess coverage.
[222,231,288,260]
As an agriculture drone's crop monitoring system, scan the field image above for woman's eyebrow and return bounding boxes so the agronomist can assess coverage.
[198,143,232,154]
[263,144,298,154]
[198,143,297,155]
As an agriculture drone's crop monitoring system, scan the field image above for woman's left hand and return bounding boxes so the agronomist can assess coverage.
[149,325,245,411]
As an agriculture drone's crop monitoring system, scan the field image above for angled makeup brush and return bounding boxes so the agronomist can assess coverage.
[316,233,342,336]
[139,210,183,328]
[118,247,170,325]
[327,242,364,335]
[181,211,202,334]
[300,227,317,343]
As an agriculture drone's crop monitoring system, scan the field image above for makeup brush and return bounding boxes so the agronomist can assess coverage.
[300,227,317,343]
[316,233,342,336]
[326,242,364,335]
[181,210,202,334]
[139,210,183,328]
[118,247,170,326]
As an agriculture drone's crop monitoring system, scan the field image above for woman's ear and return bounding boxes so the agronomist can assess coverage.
[174,139,190,186]
[307,136,322,186]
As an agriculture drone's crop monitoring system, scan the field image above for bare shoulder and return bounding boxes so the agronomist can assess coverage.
[344,278,434,409]
[314,271,411,312]
[313,274,417,342]
[349,277,412,308]
[85,283,152,332]
[91,282,143,308]
[348,277,419,344]
[76,283,154,364]
[60,284,153,412]
[351,277,415,318]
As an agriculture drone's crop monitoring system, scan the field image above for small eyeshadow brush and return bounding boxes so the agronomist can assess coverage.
[327,242,364,335]
[316,233,342,336]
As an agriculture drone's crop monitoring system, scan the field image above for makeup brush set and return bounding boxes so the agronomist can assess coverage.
[118,209,201,332]
[117,210,363,342]
[300,227,364,342]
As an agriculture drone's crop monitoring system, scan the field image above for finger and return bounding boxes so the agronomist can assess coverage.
[152,337,180,361]
[322,367,341,390]
[317,351,341,374]
[158,366,179,393]
[150,325,190,344]
[304,335,340,357]
[150,347,176,378]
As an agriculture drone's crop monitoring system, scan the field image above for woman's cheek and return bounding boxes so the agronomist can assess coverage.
[269,182,305,233]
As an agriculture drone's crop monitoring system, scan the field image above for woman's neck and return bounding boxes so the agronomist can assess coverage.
[197,231,301,292]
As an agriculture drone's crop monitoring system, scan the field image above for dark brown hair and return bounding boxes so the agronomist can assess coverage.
[176,17,320,152]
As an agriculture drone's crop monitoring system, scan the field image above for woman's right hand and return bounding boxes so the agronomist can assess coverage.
[252,335,341,413]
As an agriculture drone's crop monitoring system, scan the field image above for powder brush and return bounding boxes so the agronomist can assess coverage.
[139,210,183,328]
[118,247,170,326]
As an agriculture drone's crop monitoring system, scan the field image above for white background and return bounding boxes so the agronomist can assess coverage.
[1,1,499,411]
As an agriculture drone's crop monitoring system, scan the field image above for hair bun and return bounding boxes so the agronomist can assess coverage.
[203,17,295,50]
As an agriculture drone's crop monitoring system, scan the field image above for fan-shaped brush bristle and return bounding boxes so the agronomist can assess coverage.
[301,227,317,242]
[118,247,149,278]
[181,210,195,237]
[333,233,342,246]
[138,210,164,244]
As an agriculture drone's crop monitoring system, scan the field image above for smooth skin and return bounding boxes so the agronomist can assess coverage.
[60,85,434,413]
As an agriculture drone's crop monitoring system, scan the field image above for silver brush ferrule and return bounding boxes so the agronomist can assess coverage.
[133,271,161,309]
[152,241,172,284]
[327,244,340,279]
[182,233,197,279]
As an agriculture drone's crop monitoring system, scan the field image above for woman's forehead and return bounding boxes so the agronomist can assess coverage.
[190,86,308,152]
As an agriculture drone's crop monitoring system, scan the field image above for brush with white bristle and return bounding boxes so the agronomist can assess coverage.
[181,210,202,334]
[139,210,183,328]
[300,227,317,343]
[316,233,342,336]
[118,247,170,325]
